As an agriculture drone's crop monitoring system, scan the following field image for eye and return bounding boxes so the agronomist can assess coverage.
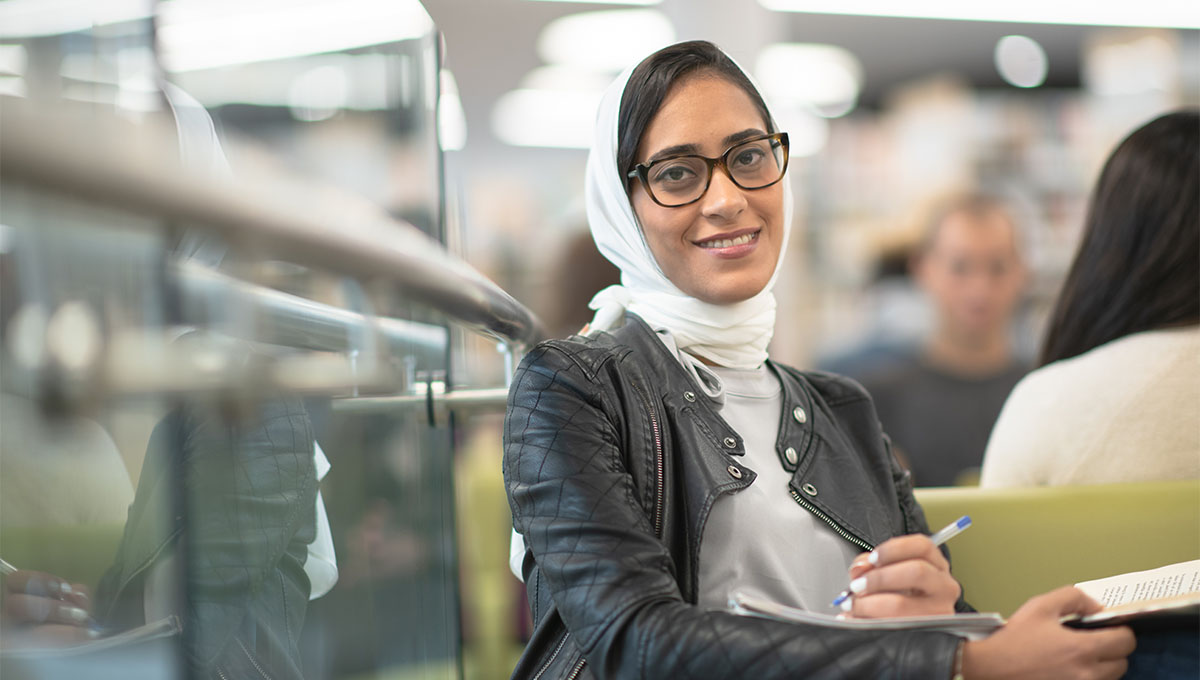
[731,146,767,169]
[652,162,699,184]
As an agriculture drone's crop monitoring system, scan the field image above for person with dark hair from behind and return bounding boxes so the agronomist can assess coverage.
[854,194,1030,486]
[981,110,1200,487]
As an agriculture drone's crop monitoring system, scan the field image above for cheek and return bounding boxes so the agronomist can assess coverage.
[634,200,689,258]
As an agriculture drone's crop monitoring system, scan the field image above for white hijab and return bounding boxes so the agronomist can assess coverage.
[584,50,794,369]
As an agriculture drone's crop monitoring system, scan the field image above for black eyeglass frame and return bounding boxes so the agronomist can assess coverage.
[626,132,790,208]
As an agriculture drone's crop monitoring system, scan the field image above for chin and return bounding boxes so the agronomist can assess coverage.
[695,282,770,306]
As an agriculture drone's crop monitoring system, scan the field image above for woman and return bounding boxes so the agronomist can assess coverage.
[504,40,1134,679]
[981,110,1200,487]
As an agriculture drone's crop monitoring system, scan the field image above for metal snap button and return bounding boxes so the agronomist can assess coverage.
[723,436,737,449]
[684,391,696,402]
[727,465,743,479]
[802,482,818,496]
[793,406,807,424]
[784,446,798,465]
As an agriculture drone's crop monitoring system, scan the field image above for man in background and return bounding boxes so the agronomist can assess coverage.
[853,194,1030,487]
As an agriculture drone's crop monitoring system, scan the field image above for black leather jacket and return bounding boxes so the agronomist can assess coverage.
[96,395,317,679]
[504,314,966,679]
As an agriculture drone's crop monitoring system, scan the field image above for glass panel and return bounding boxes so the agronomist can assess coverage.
[2,2,462,679]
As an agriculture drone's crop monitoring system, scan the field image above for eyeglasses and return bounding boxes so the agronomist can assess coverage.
[627,132,789,208]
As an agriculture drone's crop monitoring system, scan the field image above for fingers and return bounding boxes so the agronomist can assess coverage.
[846,592,956,618]
[1081,626,1137,661]
[2,571,93,627]
[849,557,960,598]
[4,571,74,600]
[843,560,961,618]
[1025,585,1105,618]
[868,535,950,571]
[1091,659,1130,680]
[3,594,91,626]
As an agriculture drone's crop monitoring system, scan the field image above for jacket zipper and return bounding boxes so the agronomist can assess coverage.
[533,631,570,680]
[631,381,666,538]
[789,486,873,552]
[647,398,665,538]
[237,637,274,680]
[544,384,660,680]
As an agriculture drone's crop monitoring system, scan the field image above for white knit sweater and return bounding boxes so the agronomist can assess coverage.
[980,326,1200,487]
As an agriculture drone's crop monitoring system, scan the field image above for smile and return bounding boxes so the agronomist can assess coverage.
[696,230,760,249]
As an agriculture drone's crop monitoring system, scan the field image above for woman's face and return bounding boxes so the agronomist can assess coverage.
[630,74,785,305]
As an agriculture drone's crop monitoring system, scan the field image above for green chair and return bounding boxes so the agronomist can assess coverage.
[0,523,126,590]
[915,480,1200,617]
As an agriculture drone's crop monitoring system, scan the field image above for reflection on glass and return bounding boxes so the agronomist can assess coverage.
[96,387,320,680]
[3,2,459,679]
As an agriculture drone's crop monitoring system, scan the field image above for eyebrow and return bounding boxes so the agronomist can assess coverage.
[644,128,767,163]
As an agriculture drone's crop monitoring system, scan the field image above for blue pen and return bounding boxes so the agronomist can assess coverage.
[831,515,972,608]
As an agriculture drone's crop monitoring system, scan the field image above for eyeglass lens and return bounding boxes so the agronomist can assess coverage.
[647,137,785,206]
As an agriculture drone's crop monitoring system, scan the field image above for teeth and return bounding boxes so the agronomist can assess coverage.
[700,232,756,248]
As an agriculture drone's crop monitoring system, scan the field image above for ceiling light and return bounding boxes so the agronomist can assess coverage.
[994,35,1048,88]
[755,43,862,117]
[492,88,604,149]
[1084,34,1177,96]
[171,53,392,109]
[288,65,349,121]
[0,44,28,76]
[0,76,26,98]
[158,0,434,73]
[776,107,829,157]
[758,0,1200,29]
[439,70,467,151]
[537,10,675,71]
[0,0,151,39]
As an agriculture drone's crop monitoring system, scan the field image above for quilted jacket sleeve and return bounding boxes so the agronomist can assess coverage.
[504,343,963,680]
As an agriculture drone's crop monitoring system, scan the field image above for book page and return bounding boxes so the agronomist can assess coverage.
[1075,559,1200,608]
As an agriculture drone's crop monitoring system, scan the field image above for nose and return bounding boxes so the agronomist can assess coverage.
[699,166,748,220]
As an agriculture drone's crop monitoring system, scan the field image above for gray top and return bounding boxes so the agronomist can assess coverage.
[856,351,1028,486]
[655,331,861,612]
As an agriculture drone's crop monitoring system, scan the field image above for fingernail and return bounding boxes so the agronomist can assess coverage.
[850,577,867,594]
[60,583,73,596]
[867,551,879,565]
[60,606,89,623]
[840,597,853,612]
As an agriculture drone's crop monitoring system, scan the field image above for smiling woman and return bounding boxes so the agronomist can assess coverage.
[628,76,786,305]
[502,39,1146,680]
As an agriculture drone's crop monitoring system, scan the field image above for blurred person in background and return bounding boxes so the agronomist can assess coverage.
[981,110,1200,488]
[543,228,622,339]
[504,39,1141,680]
[853,194,1030,486]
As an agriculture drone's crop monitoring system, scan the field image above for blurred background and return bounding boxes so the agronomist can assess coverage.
[0,1,1195,679]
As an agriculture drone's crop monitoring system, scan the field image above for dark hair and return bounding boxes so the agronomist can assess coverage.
[915,193,1020,257]
[617,40,773,192]
[1040,109,1200,366]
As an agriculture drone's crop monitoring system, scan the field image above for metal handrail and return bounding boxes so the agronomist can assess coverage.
[0,99,546,348]
[174,260,448,365]
[334,386,510,425]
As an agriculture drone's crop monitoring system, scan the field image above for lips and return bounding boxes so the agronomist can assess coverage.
[695,229,760,249]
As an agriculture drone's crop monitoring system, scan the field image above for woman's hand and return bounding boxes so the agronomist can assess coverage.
[962,586,1136,680]
[841,534,960,618]
[1,570,96,647]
